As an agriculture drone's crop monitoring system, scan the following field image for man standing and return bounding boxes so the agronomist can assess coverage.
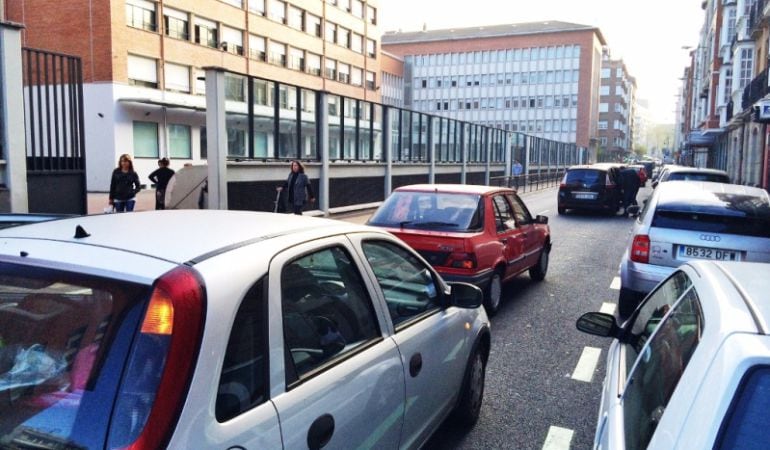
[512,160,523,189]
[619,166,641,215]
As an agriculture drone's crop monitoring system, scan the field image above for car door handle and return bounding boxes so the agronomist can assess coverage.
[307,414,335,450]
[409,353,423,377]
[499,238,509,245]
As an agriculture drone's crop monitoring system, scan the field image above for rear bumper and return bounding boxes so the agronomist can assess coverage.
[558,191,618,211]
[439,268,494,290]
[620,257,676,294]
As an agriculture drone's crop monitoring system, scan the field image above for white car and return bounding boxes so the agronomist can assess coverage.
[618,181,770,317]
[578,260,770,449]
[0,210,490,449]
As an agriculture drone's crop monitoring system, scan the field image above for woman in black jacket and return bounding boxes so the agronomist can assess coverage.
[277,160,315,215]
[109,154,142,212]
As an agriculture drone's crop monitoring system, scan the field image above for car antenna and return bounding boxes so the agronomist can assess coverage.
[74,225,91,239]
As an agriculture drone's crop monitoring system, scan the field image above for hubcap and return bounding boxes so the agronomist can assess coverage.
[489,275,501,308]
[469,354,484,412]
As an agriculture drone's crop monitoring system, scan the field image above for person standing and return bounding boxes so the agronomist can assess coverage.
[109,154,142,212]
[619,166,641,215]
[148,157,175,210]
[512,160,523,189]
[277,160,315,215]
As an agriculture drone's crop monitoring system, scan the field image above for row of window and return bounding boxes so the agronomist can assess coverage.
[324,0,377,24]
[599,102,627,114]
[133,121,192,159]
[418,94,580,112]
[324,21,377,57]
[600,67,627,79]
[597,120,627,130]
[600,85,629,96]
[415,70,581,89]
[405,45,582,67]
[216,0,377,25]
[597,136,629,147]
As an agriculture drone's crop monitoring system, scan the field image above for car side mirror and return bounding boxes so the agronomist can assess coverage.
[626,205,640,217]
[535,215,548,225]
[576,312,621,338]
[651,181,659,189]
[448,282,483,309]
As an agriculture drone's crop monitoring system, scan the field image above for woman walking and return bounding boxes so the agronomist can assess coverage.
[148,157,175,210]
[109,154,142,212]
[277,160,315,215]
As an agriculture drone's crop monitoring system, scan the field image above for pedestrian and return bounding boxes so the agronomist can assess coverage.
[619,166,641,215]
[108,153,142,213]
[148,157,175,210]
[277,160,315,215]
[512,160,523,188]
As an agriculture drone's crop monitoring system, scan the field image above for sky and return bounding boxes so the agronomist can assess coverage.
[379,0,705,125]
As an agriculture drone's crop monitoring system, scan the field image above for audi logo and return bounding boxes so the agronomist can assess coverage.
[700,234,721,242]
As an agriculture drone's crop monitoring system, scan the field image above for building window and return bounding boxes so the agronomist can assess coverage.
[221,26,244,55]
[133,121,159,158]
[249,35,266,61]
[351,67,363,86]
[601,68,610,78]
[220,0,243,7]
[248,0,265,15]
[366,5,377,24]
[351,0,363,17]
[195,68,206,95]
[598,121,608,130]
[287,5,303,30]
[306,13,321,37]
[739,47,754,89]
[163,8,188,40]
[269,41,287,67]
[723,67,732,104]
[268,0,286,24]
[325,21,337,43]
[225,76,245,101]
[338,62,350,84]
[194,18,218,48]
[168,124,192,159]
[127,54,158,88]
[366,71,375,90]
[288,47,305,71]
[337,26,350,48]
[366,38,376,58]
[164,62,190,93]
[325,58,337,79]
[351,33,363,53]
[307,52,321,75]
[599,102,608,112]
[126,0,157,32]
[600,85,610,96]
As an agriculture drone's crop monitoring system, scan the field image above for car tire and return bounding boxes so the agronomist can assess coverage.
[484,272,503,316]
[529,246,549,281]
[557,206,565,215]
[618,287,642,318]
[451,346,486,427]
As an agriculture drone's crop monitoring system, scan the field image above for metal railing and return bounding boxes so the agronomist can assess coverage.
[742,66,769,110]
[490,169,566,193]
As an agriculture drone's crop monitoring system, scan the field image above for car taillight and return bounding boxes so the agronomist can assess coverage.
[630,235,650,264]
[449,252,477,269]
[108,266,206,450]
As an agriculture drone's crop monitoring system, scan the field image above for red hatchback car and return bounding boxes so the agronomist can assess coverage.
[367,184,551,315]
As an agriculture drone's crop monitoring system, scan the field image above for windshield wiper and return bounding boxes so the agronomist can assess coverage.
[411,221,460,228]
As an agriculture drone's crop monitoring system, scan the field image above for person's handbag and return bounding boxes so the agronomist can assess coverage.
[103,205,115,214]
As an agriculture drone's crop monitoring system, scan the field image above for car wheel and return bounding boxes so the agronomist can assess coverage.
[451,347,486,427]
[618,287,642,319]
[529,246,549,281]
[484,272,503,316]
[557,206,565,215]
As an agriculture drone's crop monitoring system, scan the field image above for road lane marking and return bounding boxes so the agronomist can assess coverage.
[600,302,616,315]
[572,347,602,382]
[542,426,574,450]
[609,277,620,290]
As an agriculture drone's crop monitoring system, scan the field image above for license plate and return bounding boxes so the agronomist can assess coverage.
[573,192,596,200]
[677,245,740,261]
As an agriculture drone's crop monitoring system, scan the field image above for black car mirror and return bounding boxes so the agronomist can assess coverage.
[448,282,483,309]
[535,215,548,225]
[652,180,659,189]
[576,312,621,338]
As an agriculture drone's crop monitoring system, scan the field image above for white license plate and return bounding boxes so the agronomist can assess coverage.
[677,245,741,261]
[574,193,596,200]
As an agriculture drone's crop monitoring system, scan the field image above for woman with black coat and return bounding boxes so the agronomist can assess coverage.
[277,160,315,215]
[109,154,142,212]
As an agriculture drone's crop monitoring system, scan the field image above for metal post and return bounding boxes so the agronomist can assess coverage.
[318,91,330,214]
[204,67,228,209]
[383,106,392,196]
[484,128,491,186]
[428,115,435,184]
[0,23,29,212]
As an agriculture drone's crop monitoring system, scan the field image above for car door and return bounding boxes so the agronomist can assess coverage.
[507,192,542,269]
[355,237,471,449]
[492,194,527,277]
[268,237,406,450]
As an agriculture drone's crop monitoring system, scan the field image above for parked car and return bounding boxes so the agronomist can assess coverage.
[0,211,490,449]
[652,165,729,188]
[0,213,73,229]
[557,164,623,215]
[618,181,770,317]
[367,184,551,315]
[577,260,770,449]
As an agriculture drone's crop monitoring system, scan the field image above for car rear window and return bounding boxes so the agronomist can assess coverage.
[666,172,729,183]
[0,263,150,449]
[716,365,770,449]
[368,191,483,231]
[564,169,603,184]
[652,210,770,238]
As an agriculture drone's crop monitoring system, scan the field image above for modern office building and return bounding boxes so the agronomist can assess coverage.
[381,21,606,151]
[597,50,636,161]
[6,0,381,191]
[380,50,405,107]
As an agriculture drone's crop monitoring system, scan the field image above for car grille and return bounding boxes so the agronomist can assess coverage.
[417,250,451,266]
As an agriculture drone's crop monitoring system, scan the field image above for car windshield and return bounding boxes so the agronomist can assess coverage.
[666,172,728,183]
[564,169,603,184]
[368,191,483,231]
[0,263,150,449]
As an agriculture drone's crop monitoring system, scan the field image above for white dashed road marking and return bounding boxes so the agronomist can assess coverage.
[542,426,575,450]
[600,302,616,315]
[609,276,621,290]
[571,347,602,383]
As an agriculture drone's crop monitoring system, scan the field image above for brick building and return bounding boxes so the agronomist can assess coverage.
[381,21,606,152]
[597,50,636,161]
[6,0,381,191]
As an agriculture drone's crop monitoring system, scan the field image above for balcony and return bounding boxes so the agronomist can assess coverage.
[750,0,769,38]
[741,66,769,111]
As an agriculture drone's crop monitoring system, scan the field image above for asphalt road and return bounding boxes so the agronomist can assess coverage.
[415,186,653,450]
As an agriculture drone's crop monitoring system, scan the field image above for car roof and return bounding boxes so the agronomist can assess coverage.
[393,183,511,195]
[0,210,366,265]
[654,181,769,216]
[663,165,728,176]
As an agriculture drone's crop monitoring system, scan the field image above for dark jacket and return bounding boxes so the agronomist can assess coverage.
[619,168,641,191]
[109,169,142,201]
[149,167,175,191]
[283,172,313,207]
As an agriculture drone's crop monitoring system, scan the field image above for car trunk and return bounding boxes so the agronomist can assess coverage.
[386,228,474,268]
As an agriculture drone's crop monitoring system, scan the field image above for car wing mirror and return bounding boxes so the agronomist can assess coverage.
[535,215,549,225]
[448,282,483,309]
[576,312,621,338]
[651,180,659,189]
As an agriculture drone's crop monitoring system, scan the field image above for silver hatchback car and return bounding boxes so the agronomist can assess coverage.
[0,211,490,449]
[618,181,770,317]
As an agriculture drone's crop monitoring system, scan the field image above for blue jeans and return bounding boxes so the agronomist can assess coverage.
[113,199,136,212]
